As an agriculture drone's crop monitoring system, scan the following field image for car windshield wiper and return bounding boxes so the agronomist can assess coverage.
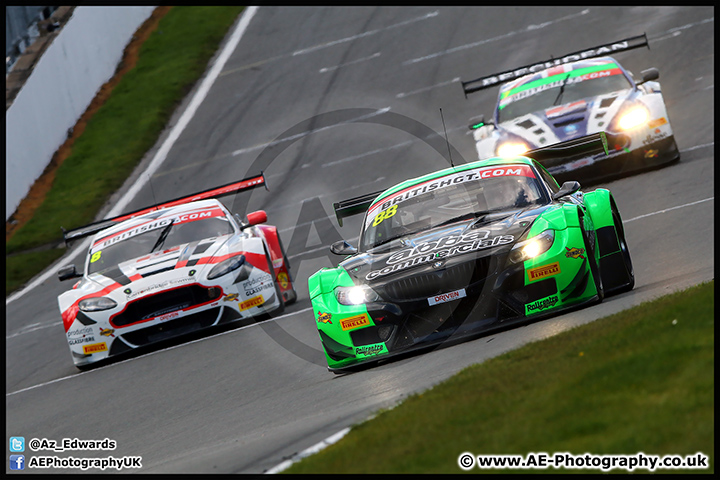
[434,211,492,229]
[150,220,175,253]
[553,73,572,106]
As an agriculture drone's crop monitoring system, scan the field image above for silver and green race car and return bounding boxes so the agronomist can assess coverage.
[309,134,633,373]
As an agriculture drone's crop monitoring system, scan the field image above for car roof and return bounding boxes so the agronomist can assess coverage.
[370,157,536,208]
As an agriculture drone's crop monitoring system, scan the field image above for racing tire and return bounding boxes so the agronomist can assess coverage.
[580,212,604,303]
[602,205,635,295]
[264,246,285,317]
[277,235,297,305]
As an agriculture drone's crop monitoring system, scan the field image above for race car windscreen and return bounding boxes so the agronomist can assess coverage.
[360,164,545,251]
[87,215,234,275]
[497,68,632,123]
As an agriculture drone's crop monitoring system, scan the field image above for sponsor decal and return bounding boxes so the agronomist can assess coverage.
[428,288,467,306]
[528,262,561,281]
[242,277,265,289]
[69,336,96,345]
[340,314,371,331]
[273,258,283,269]
[644,149,659,158]
[156,311,181,322]
[278,272,289,289]
[366,165,536,227]
[95,218,172,249]
[647,117,667,129]
[239,295,264,311]
[245,282,273,297]
[172,209,223,226]
[317,312,332,324]
[642,130,668,145]
[67,326,93,338]
[366,231,514,280]
[483,42,632,88]
[525,295,560,314]
[125,277,194,299]
[83,342,108,354]
[355,343,385,357]
[99,328,115,337]
[501,68,623,106]
[223,293,239,302]
[93,209,225,251]
[565,247,586,259]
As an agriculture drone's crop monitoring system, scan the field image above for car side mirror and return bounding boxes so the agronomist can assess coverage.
[638,68,659,85]
[242,210,267,229]
[552,181,582,200]
[330,240,357,256]
[58,264,82,281]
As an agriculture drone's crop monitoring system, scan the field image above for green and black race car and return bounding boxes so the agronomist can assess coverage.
[309,133,634,373]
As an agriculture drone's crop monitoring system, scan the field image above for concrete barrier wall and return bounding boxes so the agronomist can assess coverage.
[6,6,156,220]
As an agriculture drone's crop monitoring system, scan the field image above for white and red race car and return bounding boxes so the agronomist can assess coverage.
[57,173,296,369]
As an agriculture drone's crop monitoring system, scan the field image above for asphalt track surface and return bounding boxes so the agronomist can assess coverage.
[5,7,714,474]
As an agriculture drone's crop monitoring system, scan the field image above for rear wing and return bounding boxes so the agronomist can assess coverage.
[461,33,649,97]
[62,172,267,244]
[333,190,385,227]
[525,131,610,168]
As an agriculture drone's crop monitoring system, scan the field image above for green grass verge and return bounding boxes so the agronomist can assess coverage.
[5,6,245,294]
[285,281,714,474]
[6,249,68,296]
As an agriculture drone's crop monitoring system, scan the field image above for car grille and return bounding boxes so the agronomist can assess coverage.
[118,307,221,346]
[380,257,491,302]
[111,284,222,327]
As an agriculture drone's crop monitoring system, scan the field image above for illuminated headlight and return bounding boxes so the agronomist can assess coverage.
[496,141,530,157]
[509,230,555,263]
[79,297,117,312]
[335,285,380,305]
[616,105,650,130]
[207,254,246,280]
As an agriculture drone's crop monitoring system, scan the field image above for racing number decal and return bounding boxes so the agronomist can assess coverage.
[372,205,398,227]
[90,251,102,263]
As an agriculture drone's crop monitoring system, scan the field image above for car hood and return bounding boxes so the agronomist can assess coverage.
[341,205,552,284]
[79,235,236,291]
[497,88,635,148]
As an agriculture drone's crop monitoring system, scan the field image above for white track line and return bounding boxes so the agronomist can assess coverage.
[265,427,351,474]
[292,11,438,56]
[624,197,713,223]
[6,306,313,397]
[6,7,259,306]
[403,9,589,65]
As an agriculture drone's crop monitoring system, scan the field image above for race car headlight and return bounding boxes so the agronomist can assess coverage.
[509,230,555,264]
[616,105,650,130]
[335,285,380,305]
[79,297,117,312]
[496,141,530,157]
[207,254,246,280]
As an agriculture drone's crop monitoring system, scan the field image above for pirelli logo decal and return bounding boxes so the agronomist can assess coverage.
[340,314,370,331]
[528,262,561,282]
[83,342,108,354]
[239,295,263,311]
